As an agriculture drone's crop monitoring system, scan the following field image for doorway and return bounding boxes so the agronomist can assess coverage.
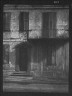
[19,43,28,71]
[16,43,28,72]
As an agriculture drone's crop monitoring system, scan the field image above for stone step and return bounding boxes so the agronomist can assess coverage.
[10,74,32,77]
[3,70,15,76]
[11,71,26,74]
[10,71,32,77]
[3,76,68,85]
[3,71,33,82]
[5,76,33,80]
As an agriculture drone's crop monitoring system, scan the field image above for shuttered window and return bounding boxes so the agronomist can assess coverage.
[42,13,49,38]
[19,12,29,34]
[42,12,56,38]
[3,12,11,32]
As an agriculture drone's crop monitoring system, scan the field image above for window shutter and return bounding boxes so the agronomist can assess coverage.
[49,12,56,37]
[42,13,49,38]
[19,12,24,32]
[3,12,11,32]
[24,13,29,32]
[53,12,56,37]
[19,12,29,33]
[42,12,56,38]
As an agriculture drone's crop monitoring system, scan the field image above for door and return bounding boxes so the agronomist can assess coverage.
[19,44,28,72]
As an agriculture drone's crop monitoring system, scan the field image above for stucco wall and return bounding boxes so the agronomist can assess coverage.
[3,8,69,77]
[3,9,69,39]
[29,11,42,38]
[56,9,69,37]
[10,11,19,38]
[9,46,16,70]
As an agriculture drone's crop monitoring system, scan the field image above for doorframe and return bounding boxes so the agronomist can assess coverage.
[15,42,31,74]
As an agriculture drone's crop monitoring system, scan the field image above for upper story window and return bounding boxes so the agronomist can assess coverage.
[19,12,29,39]
[3,12,11,32]
[42,12,56,38]
[19,12,29,33]
[28,11,57,38]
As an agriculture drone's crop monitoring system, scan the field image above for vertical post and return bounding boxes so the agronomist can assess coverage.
[15,46,20,71]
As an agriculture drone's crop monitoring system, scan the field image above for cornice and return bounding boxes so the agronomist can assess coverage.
[3,5,69,11]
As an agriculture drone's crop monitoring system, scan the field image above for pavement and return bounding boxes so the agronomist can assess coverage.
[3,82,68,92]
[3,70,69,92]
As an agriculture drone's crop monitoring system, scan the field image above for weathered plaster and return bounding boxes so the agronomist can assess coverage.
[29,11,42,38]
[56,9,69,37]
[10,11,19,38]
[3,32,11,39]
[3,7,69,78]
[9,49,16,69]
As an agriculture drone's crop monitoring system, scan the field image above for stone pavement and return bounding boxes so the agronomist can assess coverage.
[3,82,68,92]
[3,76,68,92]
[3,70,68,92]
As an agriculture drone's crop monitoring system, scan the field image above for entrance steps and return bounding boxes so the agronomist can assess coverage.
[3,71,33,82]
[10,71,32,77]
[3,71,68,84]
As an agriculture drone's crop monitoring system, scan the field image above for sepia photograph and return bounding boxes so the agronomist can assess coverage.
[3,4,69,92]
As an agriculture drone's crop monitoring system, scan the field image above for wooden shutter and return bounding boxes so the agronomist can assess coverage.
[42,13,49,38]
[19,12,24,32]
[3,12,11,32]
[19,12,29,34]
[42,12,56,38]
[49,12,56,37]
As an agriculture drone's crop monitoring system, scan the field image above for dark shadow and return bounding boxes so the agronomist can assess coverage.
[15,42,28,72]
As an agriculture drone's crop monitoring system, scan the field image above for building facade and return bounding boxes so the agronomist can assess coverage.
[3,5,69,80]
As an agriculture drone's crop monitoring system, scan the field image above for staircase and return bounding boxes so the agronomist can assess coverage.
[3,71,33,82]
[3,70,68,84]
[10,71,33,79]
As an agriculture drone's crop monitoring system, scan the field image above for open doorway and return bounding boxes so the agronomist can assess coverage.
[15,43,28,72]
[19,44,28,71]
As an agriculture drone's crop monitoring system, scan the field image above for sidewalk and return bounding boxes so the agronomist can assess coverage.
[3,70,68,92]
[3,76,68,92]
[3,82,68,92]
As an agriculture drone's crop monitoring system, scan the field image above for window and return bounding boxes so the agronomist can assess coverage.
[19,12,29,34]
[3,12,11,32]
[42,12,56,38]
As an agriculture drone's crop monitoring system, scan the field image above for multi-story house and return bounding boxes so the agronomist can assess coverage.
[3,5,69,81]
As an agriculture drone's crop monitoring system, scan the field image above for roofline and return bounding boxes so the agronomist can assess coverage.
[3,4,69,11]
